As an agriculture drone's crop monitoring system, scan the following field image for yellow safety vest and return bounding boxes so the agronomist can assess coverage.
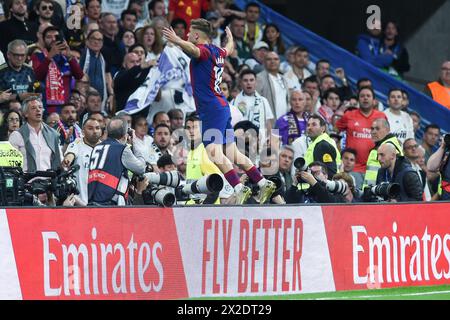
[305,133,341,170]
[186,143,222,205]
[0,141,23,168]
[363,136,403,187]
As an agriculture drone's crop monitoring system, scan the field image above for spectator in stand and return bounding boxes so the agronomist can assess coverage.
[356,77,385,111]
[302,75,321,113]
[69,89,87,118]
[167,108,184,132]
[168,0,208,29]
[56,103,82,150]
[0,0,38,56]
[262,23,286,57]
[280,45,298,74]
[80,30,115,113]
[99,12,125,77]
[131,115,154,168]
[136,24,164,64]
[81,90,105,124]
[319,73,352,102]
[220,81,244,126]
[150,111,170,136]
[256,51,289,119]
[341,148,363,190]
[46,112,59,127]
[284,47,312,91]
[424,61,450,110]
[31,26,84,114]
[88,111,107,139]
[408,111,421,139]
[114,52,153,114]
[318,88,341,129]
[229,16,251,61]
[9,96,61,172]
[85,0,102,24]
[128,43,147,64]
[119,9,138,36]
[302,90,314,114]
[243,2,264,49]
[275,90,308,146]
[148,123,172,166]
[232,69,274,145]
[335,87,387,176]
[420,124,440,163]
[0,40,36,103]
[244,40,269,74]
[0,110,23,141]
[315,59,331,80]
[30,0,63,29]
[171,18,187,39]
[383,88,414,145]
[380,21,410,79]
[401,89,410,111]
[356,18,396,72]
[120,30,137,53]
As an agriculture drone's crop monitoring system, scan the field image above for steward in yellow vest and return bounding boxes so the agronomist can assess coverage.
[363,118,403,187]
[304,115,341,177]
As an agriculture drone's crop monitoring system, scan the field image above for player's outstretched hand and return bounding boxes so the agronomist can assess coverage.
[225,26,233,41]
[162,27,181,45]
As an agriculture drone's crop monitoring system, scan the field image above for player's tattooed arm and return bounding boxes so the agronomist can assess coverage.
[162,26,201,58]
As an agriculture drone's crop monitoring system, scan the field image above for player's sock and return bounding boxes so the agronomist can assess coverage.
[245,166,266,186]
[224,169,241,188]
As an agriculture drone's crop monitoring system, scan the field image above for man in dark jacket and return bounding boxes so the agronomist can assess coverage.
[376,143,423,202]
[113,52,152,115]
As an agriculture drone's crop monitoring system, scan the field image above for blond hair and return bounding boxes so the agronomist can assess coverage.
[190,18,213,38]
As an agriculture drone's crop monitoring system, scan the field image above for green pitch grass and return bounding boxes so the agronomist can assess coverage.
[198,285,450,300]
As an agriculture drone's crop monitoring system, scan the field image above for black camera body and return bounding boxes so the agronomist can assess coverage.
[444,134,450,149]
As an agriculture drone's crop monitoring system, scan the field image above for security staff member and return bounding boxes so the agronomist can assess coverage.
[364,118,403,187]
[427,136,450,200]
[88,116,146,205]
[184,113,233,204]
[304,114,341,177]
[0,141,23,167]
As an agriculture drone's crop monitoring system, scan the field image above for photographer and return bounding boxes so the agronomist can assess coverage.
[376,143,423,202]
[88,116,146,206]
[286,161,345,204]
[427,135,450,200]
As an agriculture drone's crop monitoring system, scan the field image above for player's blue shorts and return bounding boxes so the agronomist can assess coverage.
[199,106,235,147]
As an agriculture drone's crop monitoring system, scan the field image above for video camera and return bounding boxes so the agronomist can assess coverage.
[362,182,400,202]
[0,165,80,206]
[140,172,224,207]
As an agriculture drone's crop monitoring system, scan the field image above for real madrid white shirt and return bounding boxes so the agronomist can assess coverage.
[384,108,414,145]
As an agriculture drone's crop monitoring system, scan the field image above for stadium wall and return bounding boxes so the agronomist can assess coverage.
[0,204,449,299]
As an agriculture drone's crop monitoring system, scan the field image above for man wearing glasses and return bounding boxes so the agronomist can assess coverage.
[0,40,36,104]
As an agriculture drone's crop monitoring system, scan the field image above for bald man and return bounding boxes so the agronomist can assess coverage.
[375,143,423,202]
[363,118,403,187]
[114,52,153,114]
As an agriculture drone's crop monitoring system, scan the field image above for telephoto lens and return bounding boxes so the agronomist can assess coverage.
[182,174,224,195]
[325,180,348,195]
[293,157,308,171]
[142,186,176,207]
[144,171,181,188]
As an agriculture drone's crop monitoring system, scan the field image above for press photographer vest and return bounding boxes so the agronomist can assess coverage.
[363,135,403,188]
[305,133,341,169]
[88,138,129,205]
[0,141,23,168]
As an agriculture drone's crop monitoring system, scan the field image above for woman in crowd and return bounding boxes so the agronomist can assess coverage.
[121,30,137,53]
[262,23,286,57]
[0,110,23,141]
[136,24,164,65]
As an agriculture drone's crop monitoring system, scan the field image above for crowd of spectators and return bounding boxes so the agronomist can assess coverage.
[0,0,448,206]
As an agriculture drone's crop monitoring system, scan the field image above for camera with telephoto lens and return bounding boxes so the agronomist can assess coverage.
[143,171,181,188]
[293,157,308,172]
[175,174,224,204]
[325,180,348,195]
[362,182,401,202]
[142,185,176,207]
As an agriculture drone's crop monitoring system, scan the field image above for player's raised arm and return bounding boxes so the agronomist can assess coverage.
[162,26,201,58]
[224,26,234,57]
